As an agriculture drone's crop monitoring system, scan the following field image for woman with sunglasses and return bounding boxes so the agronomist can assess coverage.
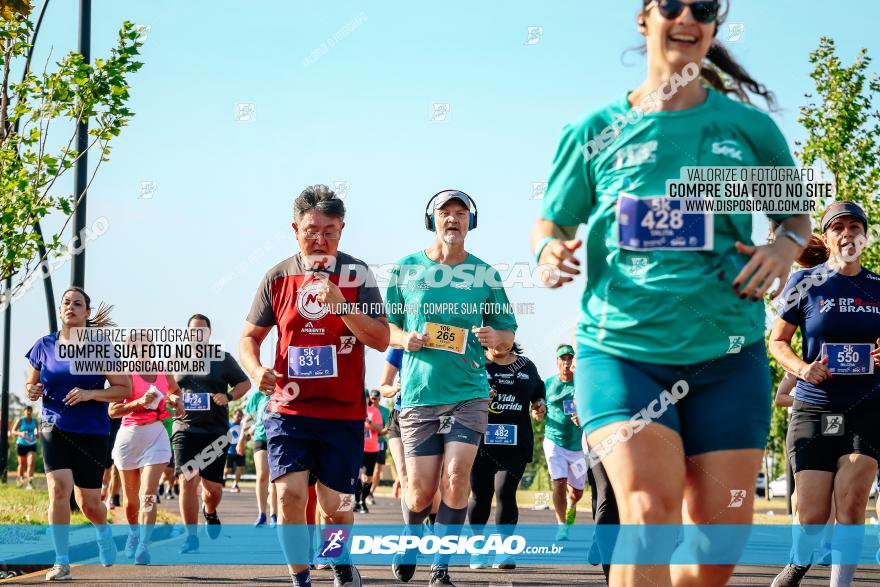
[531,1,810,585]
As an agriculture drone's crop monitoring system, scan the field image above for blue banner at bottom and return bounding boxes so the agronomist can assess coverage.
[3,524,880,566]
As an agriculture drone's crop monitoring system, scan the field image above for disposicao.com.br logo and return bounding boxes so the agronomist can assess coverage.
[350,534,563,556]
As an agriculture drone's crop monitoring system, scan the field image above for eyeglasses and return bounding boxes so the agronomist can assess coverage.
[302,230,341,241]
[647,0,720,24]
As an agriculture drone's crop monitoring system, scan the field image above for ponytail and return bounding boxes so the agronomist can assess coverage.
[797,235,830,269]
[87,302,116,328]
[702,42,777,110]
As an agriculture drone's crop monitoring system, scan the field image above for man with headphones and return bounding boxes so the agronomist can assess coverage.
[385,190,517,587]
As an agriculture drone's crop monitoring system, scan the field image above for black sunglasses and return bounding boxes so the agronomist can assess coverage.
[648,0,720,24]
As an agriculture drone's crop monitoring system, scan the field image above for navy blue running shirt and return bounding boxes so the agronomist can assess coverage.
[26,332,111,435]
[778,263,880,405]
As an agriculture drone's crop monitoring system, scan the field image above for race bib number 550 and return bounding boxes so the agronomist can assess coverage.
[822,343,874,375]
[618,193,712,251]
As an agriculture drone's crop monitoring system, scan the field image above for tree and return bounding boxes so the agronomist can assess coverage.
[764,37,880,486]
[0,7,144,304]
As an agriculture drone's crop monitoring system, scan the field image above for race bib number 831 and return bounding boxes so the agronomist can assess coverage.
[288,345,338,378]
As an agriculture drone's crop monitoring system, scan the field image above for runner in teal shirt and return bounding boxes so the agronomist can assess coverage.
[530,2,811,585]
[386,190,517,586]
[544,374,581,452]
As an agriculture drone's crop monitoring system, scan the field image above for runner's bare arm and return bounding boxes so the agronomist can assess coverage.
[64,373,131,405]
[108,389,155,418]
[531,218,582,288]
[24,365,43,401]
[339,313,390,352]
[240,322,283,394]
[774,373,796,408]
[769,317,831,384]
[390,324,427,351]
[734,214,810,299]
[378,360,401,398]
[230,379,251,401]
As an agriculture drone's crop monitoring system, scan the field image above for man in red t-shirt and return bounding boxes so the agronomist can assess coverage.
[240,185,389,587]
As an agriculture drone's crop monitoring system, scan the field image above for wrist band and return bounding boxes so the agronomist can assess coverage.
[535,236,555,264]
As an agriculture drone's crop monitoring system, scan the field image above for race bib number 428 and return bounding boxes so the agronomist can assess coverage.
[617,193,712,251]
[822,343,874,375]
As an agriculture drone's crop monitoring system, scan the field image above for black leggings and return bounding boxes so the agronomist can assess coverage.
[467,449,527,529]
[588,454,618,585]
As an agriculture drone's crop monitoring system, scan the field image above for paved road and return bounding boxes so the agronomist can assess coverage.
[5,485,880,585]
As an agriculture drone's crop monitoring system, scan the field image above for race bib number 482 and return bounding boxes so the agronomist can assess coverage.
[822,343,874,375]
[617,193,712,251]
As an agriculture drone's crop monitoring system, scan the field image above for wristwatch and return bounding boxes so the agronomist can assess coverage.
[774,226,807,248]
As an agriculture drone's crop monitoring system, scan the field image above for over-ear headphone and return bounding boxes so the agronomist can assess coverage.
[424,190,478,232]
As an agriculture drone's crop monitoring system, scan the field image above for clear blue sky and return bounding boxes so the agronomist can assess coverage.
[5,0,880,405]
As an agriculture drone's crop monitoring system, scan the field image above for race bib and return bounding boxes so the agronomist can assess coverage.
[288,345,338,378]
[424,322,467,354]
[823,343,874,375]
[617,193,712,251]
[563,399,576,416]
[183,392,210,411]
[485,423,517,446]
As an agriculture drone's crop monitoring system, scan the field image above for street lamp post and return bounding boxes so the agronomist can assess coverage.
[70,0,91,289]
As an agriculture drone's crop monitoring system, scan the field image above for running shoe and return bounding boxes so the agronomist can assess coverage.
[492,555,516,570]
[25,481,34,491]
[124,532,139,558]
[203,505,222,539]
[97,532,117,567]
[134,543,151,565]
[360,503,370,514]
[365,495,376,506]
[771,563,811,587]
[332,563,362,587]
[469,553,489,569]
[428,567,455,586]
[230,484,241,493]
[564,506,577,525]
[555,524,570,541]
[391,550,417,582]
[179,534,199,554]
[588,541,602,566]
[254,512,267,527]
[269,514,278,527]
[45,563,72,581]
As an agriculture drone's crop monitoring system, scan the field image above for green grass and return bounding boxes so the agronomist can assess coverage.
[0,476,177,525]
[0,478,91,525]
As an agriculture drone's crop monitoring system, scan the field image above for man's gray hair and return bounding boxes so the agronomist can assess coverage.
[293,184,346,222]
